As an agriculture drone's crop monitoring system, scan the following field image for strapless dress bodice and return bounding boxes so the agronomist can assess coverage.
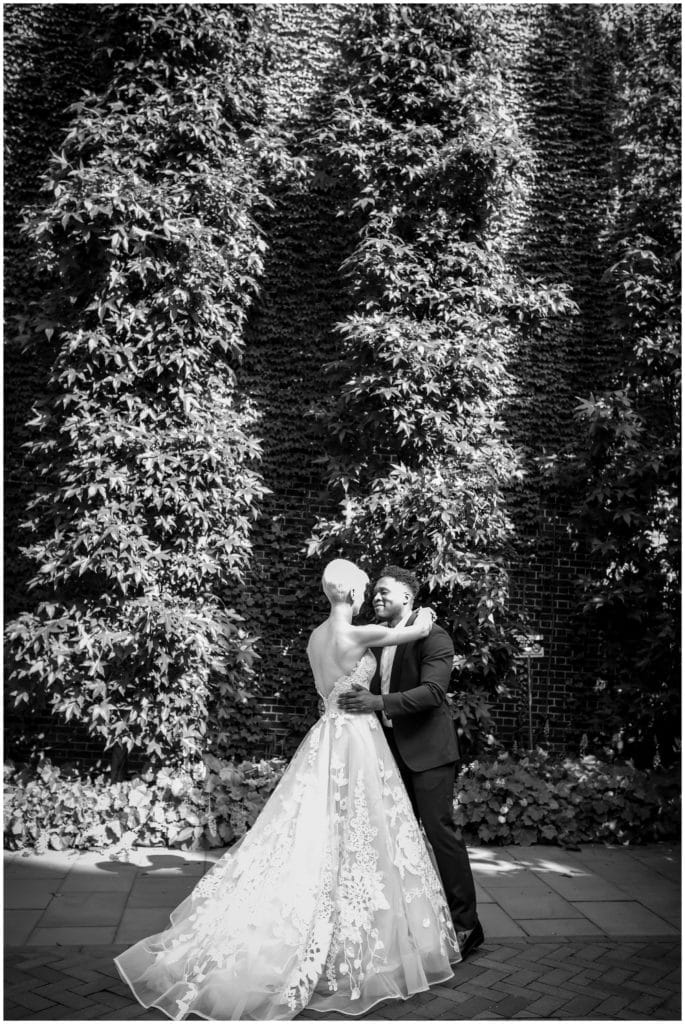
[318,650,376,714]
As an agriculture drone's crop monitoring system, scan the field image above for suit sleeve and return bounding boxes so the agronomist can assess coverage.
[381,627,454,718]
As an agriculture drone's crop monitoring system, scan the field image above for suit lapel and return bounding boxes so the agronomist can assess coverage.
[389,610,418,692]
[369,649,382,695]
[389,643,405,692]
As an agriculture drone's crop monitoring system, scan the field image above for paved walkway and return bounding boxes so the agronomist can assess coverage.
[4,843,681,1020]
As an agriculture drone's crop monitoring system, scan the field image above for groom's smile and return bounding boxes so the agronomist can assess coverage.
[373,576,413,627]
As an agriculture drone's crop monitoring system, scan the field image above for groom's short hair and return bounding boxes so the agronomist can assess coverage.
[322,559,370,603]
[378,564,420,599]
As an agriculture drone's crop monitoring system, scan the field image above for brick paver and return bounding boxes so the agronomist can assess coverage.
[4,939,680,1020]
[4,843,679,1018]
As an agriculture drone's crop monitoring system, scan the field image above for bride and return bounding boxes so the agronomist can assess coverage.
[115,558,461,1020]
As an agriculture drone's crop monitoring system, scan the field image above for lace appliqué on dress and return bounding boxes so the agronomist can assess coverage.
[114,649,459,1021]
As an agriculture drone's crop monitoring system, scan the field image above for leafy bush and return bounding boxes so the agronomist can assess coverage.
[307,6,576,694]
[4,6,271,769]
[447,687,502,759]
[4,755,286,855]
[5,750,678,854]
[455,751,680,846]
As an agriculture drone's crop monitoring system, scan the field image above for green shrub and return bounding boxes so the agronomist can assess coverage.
[455,751,680,846]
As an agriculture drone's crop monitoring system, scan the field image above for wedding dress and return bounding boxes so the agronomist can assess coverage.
[115,651,460,1020]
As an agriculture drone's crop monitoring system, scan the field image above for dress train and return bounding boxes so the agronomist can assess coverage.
[115,652,460,1020]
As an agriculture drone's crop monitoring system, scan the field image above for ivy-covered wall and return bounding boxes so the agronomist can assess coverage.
[4,4,105,619]
[4,4,678,768]
[237,4,624,756]
[490,5,621,748]
[4,4,111,764]
[211,3,355,754]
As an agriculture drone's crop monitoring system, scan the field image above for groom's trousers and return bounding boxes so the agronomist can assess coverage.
[383,726,478,934]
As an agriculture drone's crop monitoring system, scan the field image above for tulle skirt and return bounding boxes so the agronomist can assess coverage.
[115,708,459,1020]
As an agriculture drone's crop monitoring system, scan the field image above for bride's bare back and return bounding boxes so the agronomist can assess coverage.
[307,621,370,698]
[307,610,434,699]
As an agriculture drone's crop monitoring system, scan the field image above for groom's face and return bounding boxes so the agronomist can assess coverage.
[372,576,412,623]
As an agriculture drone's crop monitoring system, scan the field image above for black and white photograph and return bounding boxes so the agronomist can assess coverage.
[3,2,680,1021]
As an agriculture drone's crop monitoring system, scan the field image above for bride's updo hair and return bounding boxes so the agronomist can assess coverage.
[322,558,369,604]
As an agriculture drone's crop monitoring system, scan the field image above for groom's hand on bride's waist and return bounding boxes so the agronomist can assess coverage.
[337,683,384,714]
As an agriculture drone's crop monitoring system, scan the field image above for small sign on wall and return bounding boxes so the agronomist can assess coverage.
[515,634,545,658]
[515,635,545,751]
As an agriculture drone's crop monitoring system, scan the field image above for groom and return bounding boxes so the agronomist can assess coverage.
[337,564,484,958]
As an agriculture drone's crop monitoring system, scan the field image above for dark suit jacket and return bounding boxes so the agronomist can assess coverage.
[370,611,459,772]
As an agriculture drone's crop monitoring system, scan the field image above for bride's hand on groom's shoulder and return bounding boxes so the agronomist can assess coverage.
[415,606,437,636]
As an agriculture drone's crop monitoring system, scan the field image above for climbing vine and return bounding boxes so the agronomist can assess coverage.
[308,5,576,692]
[5,5,271,771]
[4,4,105,623]
[564,5,680,766]
[4,5,680,766]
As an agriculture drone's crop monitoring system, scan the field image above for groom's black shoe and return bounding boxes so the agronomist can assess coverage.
[458,919,485,959]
